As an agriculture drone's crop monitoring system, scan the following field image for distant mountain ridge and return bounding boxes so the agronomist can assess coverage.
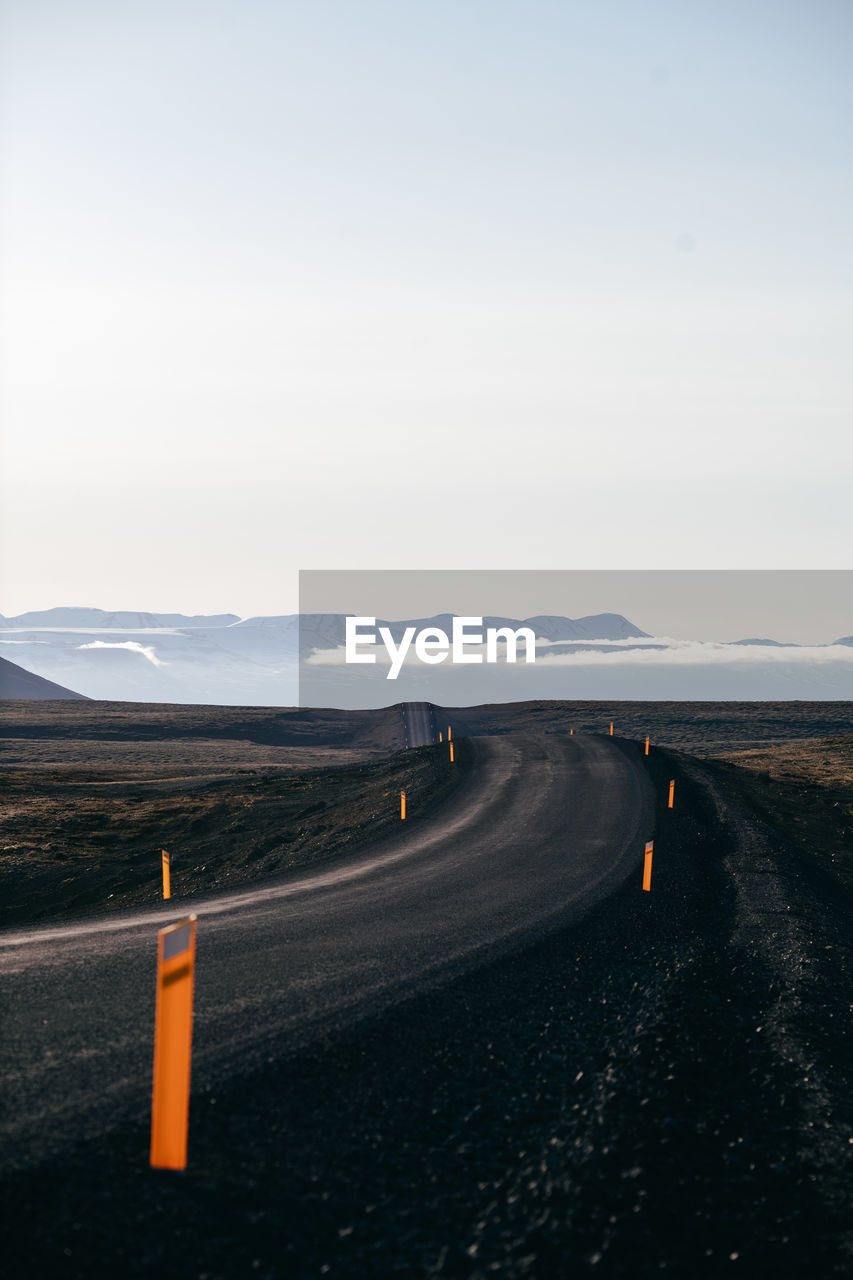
[730,638,789,647]
[0,609,650,704]
[2,608,851,705]
[0,607,241,629]
[0,608,649,643]
[4,609,850,647]
[297,612,650,656]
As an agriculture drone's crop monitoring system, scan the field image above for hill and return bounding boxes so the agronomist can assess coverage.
[0,655,89,700]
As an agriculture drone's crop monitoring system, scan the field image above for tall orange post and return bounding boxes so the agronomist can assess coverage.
[668,780,675,809]
[400,790,406,820]
[161,850,171,900]
[150,915,197,1170]
[447,726,452,740]
[644,736,650,756]
[449,742,454,763]
[610,722,614,736]
[439,731,443,742]
[642,841,654,892]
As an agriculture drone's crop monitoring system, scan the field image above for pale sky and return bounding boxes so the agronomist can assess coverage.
[1,1,851,618]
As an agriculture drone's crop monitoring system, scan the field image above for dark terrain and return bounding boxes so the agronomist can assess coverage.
[435,698,853,755]
[0,740,460,926]
[1,699,851,1277]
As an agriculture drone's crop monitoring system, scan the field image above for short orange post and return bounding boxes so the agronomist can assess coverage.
[449,742,454,762]
[668,780,675,809]
[642,841,654,892]
[610,722,614,736]
[161,849,171,900]
[570,728,573,735]
[439,731,443,742]
[447,726,452,740]
[150,915,197,1170]
[400,790,406,820]
[644,736,650,756]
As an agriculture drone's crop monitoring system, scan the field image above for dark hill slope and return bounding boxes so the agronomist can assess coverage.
[0,656,88,700]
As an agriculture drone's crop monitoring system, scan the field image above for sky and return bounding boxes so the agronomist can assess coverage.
[1,0,851,619]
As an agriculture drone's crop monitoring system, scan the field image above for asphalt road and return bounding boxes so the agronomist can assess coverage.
[0,733,654,1177]
[401,700,436,747]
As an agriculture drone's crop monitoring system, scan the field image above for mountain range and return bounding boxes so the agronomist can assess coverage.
[1,609,851,705]
[0,609,648,704]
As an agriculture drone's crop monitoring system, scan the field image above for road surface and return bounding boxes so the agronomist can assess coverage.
[0,733,653,1175]
[401,700,436,747]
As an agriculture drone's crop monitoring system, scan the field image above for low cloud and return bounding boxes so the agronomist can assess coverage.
[79,640,163,667]
[306,637,853,670]
[536,638,853,667]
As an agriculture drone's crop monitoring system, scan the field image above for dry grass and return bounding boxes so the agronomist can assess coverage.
[716,734,853,790]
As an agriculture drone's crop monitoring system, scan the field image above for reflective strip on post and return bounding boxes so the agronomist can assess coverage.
[642,841,654,892]
[150,915,197,1170]
[162,850,171,900]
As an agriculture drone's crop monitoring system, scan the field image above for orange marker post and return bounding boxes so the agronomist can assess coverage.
[447,726,452,741]
[610,722,614,736]
[439,731,443,742]
[668,780,675,809]
[642,841,654,892]
[400,790,406,820]
[570,728,573,735]
[449,742,454,763]
[150,915,197,1170]
[644,736,650,756]
[161,849,171,900]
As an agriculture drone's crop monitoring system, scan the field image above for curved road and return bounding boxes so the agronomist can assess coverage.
[0,733,653,1174]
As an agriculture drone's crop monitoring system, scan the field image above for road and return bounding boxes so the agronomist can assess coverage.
[0,733,653,1175]
[401,700,436,747]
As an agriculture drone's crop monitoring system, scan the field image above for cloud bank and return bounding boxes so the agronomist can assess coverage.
[306,637,853,670]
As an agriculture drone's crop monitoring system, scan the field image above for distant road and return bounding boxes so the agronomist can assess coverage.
[401,700,435,747]
[0,733,654,1174]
